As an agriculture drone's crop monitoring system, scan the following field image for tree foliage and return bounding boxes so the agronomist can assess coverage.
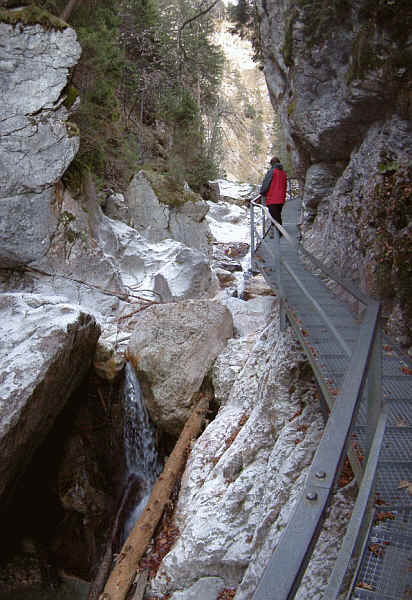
[226,0,262,62]
[33,0,225,192]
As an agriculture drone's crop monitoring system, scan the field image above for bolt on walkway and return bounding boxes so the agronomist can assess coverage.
[251,198,412,599]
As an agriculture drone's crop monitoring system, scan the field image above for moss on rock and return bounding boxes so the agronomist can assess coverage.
[62,83,79,111]
[141,168,202,208]
[0,4,67,30]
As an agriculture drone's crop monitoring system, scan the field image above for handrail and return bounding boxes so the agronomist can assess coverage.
[250,197,369,305]
[250,196,384,600]
[251,302,381,600]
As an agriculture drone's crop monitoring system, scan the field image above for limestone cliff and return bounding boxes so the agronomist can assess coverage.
[0,7,81,267]
[257,0,412,349]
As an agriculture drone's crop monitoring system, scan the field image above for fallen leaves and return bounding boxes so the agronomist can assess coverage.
[398,480,412,495]
[217,589,237,600]
[368,543,385,558]
[224,413,249,451]
[376,511,395,523]
[375,492,386,506]
[338,457,354,488]
[352,440,364,464]
[288,401,305,422]
[357,582,374,590]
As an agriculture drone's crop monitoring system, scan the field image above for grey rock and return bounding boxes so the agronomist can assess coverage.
[0,293,100,508]
[0,21,81,266]
[128,300,233,435]
[125,171,211,255]
[103,192,130,223]
[0,187,219,345]
[170,577,225,600]
[222,296,276,338]
[209,180,258,205]
[0,189,57,266]
[302,162,342,211]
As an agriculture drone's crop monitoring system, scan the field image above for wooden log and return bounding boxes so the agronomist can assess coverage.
[100,393,210,600]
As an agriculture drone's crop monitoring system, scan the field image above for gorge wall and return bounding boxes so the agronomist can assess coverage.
[257,0,412,350]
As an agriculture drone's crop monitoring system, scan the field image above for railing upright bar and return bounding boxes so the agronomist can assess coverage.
[250,202,255,267]
[274,227,286,331]
[262,206,265,239]
[367,320,383,451]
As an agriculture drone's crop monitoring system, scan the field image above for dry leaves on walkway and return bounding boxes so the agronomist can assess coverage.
[398,480,412,495]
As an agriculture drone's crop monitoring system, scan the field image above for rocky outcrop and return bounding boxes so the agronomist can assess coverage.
[0,293,100,509]
[258,0,412,348]
[128,300,233,435]
[0,184,219,352]
[125,171,211,255]
[222,295,276,338]
[209,180,257,205]
[0,14,81,267]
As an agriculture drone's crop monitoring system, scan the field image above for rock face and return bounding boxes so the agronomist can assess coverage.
[257,0,412,347]
[126,171,211,255]
[209,180,258,205]
[0,184,219,350]
[128,300,233,435]
[0,293,100,509]
[147,307,331,599]
[0,17,81,267]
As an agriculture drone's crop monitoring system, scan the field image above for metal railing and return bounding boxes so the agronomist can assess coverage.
[249,197,385,600]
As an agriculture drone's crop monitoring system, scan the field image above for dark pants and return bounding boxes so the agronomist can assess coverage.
[267,203,283,235]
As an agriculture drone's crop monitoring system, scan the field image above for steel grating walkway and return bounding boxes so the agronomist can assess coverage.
[254,199,412,599]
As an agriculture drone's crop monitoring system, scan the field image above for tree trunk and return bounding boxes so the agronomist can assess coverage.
[100,393,210,600]
[60,0,79,22]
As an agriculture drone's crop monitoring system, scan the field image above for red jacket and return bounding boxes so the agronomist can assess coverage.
[266,168,287,205]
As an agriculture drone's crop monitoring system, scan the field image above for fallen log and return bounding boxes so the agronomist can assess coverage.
[100,393,210,600]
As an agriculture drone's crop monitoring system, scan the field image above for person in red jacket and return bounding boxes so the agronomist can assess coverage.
[260,156,287,234]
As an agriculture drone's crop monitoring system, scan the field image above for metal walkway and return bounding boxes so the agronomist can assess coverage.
[250,198,412,600]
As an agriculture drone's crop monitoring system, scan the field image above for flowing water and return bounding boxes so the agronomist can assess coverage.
[120,363,162,542]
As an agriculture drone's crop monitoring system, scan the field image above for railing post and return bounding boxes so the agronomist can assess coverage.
[367,311,382,453]
[274,226,286,331]
[262,207,265,239]
[250,202,255,271]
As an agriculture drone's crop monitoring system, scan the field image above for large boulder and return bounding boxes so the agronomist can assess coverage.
[0,293,100,509]
[125,171,211,255]
[128,300,233,435]
[0,14,81,267]
[222,296,276,338]
[206,201,251,250]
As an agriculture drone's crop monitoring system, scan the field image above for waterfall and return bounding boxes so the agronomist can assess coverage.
[121,362,162,541]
